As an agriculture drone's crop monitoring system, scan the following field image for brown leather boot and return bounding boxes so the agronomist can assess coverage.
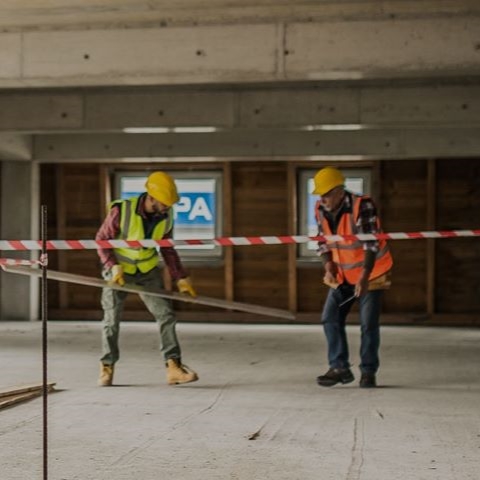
[166,358,198,385]
[359,372,377,388]
[316,367,354,387]
[98,363,114,386]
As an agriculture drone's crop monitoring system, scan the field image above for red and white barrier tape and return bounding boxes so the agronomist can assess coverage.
[0,255,48,267]
[0,258,39,266]
[0,230,478,251]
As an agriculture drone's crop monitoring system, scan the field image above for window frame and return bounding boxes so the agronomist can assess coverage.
[113,170,223,260]
[297,168,372,261]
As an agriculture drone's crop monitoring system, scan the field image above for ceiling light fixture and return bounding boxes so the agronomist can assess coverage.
[123,127,170,133]
[123,126,218,133]
[302,124,364,131]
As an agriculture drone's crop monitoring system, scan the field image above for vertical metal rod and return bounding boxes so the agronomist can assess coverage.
[41,205,48,480]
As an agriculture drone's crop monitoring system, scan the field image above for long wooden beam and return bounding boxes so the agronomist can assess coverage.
[3,265,295,321]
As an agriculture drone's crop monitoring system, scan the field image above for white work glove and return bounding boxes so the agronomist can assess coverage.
[177,277,196,297]
[109,264,125,286]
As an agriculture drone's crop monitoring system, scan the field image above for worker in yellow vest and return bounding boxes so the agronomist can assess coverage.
[313,167,393,388]
[95,171,198,387]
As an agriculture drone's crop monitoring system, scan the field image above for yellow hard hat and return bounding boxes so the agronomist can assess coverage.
[312,167,345,195]
[145,171,179,206]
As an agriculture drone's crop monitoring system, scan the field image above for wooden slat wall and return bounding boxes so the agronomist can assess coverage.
[380,161,428,313]
[232,163,289,309]
[436,159,480,313]
[40,159,480,324]
[40,164,60,309]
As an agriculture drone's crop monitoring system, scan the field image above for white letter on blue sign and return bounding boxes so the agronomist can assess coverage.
[189,197,213,221]
[175,197,192,218]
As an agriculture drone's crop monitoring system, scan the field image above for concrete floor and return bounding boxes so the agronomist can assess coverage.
[0,321,479,480]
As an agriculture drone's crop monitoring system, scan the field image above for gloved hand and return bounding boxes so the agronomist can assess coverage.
[323,261,339,289]
[323,273,340,289]
[109,264,125,286]
[177,277,196,297]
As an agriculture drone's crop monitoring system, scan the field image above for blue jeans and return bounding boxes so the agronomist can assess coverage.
[321,284,383,374]
[100,267,181,365]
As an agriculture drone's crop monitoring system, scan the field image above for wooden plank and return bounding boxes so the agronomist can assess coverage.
[99,165,111,216]
[0,383,56,410]
[287,164,297,312]
[3,265,294,320]
[0,382,56,399]
[223,162,234,302]
[426,159,436,315]
[56,165,68,309]
[0,391,43,410]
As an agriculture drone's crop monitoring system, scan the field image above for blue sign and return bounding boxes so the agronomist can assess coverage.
[119,176,217,241]
[174,192,215,226]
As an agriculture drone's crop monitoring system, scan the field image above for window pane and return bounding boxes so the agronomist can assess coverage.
[115,171,222,257]
[173,179,216,251]
[299,169,371,258]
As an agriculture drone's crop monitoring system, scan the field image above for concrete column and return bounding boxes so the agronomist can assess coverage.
[0,161,39,320]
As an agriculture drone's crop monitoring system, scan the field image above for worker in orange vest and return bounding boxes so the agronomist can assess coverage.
[313,167,393,388]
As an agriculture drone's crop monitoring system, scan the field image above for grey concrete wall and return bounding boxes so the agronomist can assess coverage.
[0,161,38,320]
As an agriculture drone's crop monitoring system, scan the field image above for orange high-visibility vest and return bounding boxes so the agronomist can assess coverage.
[316,194,393,285]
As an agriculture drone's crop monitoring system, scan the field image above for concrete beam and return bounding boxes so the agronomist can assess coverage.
[0,94,83,131]
[0,84,479,132]
[240,85,480,127]
[285,17,480,81]
[33,128,480,160]
[0,33,21,79]
[0,134,32,161]
[0,14,479,88]
[0,161,38,320]
[9,24,280,88]
[85,91,236,129]
[0,1,479,31]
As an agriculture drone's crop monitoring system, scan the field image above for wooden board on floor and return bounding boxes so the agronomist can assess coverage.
[0,383,56,410]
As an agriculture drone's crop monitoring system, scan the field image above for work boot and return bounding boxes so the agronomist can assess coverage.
[166,358,198,385]
[359,373,377,388]
[316,367,354,387]
[98,363,114,386]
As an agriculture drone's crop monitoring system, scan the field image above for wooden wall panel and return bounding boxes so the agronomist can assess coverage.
[232,163,289,309]
[296,266,325,313]
[436,159,480,313]
[40,164,60,307]
[380,161,428,312]
[50,164,104,311]
[40,158,480,324]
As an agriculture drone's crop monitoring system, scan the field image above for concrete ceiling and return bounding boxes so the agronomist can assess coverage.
[0,0,479,162]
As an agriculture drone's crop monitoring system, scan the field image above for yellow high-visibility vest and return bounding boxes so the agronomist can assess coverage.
[112,197,174,274]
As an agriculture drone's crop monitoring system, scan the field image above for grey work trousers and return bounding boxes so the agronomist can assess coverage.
[100,267,181,366]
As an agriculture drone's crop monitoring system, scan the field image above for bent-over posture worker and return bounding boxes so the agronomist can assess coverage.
[95,171,198,387]
[313,167,393,388]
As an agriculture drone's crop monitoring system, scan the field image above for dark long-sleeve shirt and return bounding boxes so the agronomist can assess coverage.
[95,194,188,280]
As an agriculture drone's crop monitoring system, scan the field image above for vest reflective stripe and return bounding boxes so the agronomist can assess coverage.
[339,245,391,271]
[114,249,157,266]
[121,202,133,240]
[335,242,364,250]
[317,194,393,284]
[111,197,174,274]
